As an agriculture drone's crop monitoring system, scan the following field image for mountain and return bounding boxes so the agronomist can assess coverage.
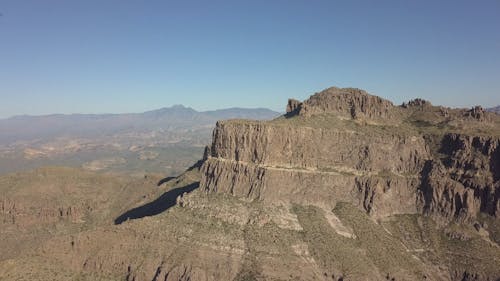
[203,88,500,223]
[0,106,280,175]
[0,106,280,144]
[487,106,500,114]
[1,87,499,280]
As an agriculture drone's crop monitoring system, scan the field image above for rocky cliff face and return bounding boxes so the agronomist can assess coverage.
[201,120,429,218]
[200,87,500,224]
[418,134,500,223]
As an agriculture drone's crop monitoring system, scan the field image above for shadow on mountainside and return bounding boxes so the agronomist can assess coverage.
[114,181,199,225]
[157,176,176,186]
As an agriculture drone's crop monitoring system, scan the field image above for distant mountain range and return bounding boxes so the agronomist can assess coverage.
[0,105,280,144]
[0,106,280,175]
[487,106,500,114]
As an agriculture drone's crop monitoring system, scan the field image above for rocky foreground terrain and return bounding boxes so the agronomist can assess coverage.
[1,87,500,281]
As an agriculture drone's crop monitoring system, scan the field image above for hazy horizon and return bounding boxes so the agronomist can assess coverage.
[1,0,499,118]
[0,104,282,120]
[2,93,500,121]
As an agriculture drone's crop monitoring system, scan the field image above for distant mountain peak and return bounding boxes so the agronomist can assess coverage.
[0,107,280,144]
[156,104,194,111]
[142,105,198,118]
[171,104,187,109]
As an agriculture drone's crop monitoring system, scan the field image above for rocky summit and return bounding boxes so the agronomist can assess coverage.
[1,87,500,281]
[201,87,500,223]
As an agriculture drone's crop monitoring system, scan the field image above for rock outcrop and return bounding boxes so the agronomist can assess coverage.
[464,106,490,122]
[200,87,500,223]
[1,198,88,225]
[402,98,432,108]
[418,134,500,223]
[201,119,429,218]
[285,87,395,121]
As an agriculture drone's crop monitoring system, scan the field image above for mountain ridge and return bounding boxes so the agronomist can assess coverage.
[0,106,280,176]
[200,87,500,223]
[2,105,280,120]
[0,106,280,144]
[1,87,499,280]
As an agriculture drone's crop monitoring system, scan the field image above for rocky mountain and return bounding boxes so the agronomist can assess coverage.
[1,87,499,281]
[202,87,500,223]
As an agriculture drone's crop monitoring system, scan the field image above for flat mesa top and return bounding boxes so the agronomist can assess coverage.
[221,87,500,137]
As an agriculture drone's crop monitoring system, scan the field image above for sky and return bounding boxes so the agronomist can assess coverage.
[0,0,499,118]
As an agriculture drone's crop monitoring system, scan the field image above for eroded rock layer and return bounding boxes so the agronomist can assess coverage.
[202,121,428,218]
[418,134,500,223]
[200,87,500,223]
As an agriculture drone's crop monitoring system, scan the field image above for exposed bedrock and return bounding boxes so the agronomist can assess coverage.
[418,134,500,222]
[1,198,89,226]
[200,87,500,223]
[209,121,429,174]
[285,87,395,120]
[202,157,420,215]
[202,121,429,218]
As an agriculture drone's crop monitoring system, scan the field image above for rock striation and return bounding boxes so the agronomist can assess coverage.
[201,120,429,218]
[200,87,500,223]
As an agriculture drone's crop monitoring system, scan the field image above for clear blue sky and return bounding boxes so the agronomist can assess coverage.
[1,0,499,118]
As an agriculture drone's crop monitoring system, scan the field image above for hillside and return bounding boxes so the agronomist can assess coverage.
[1,87,499,281]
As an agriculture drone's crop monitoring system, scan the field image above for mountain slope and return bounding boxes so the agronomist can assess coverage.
[197,87,500,279]
[1,87,499,280]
